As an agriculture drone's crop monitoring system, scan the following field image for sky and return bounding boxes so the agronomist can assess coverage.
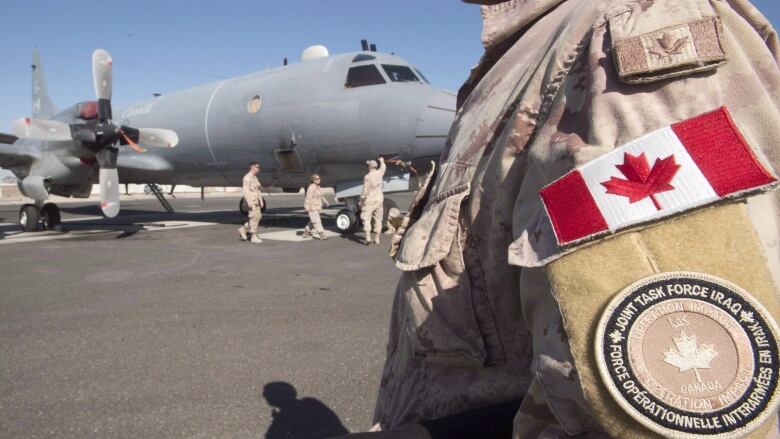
[0,0,778,133]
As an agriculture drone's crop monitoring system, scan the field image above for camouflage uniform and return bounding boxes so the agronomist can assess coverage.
[304,182,328,237]
[239,171,263,240]
[384,207,403,235]
[361,159,387,244]
[372,0,780,437]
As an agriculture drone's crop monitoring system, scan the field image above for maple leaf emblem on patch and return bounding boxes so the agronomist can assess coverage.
[609,330,624,344]
[663,331,718,383]
[740,311,755,324]
[649,32,690,59]
[601,152,681,210]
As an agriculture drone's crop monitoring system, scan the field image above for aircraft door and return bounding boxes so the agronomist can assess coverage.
[274,127,305,173]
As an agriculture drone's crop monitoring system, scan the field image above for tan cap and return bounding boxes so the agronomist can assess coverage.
[367,160,378,169]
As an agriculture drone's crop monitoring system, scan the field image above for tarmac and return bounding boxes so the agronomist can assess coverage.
[0,192,411,438]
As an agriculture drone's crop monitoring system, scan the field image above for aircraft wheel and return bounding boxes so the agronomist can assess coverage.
[239,197,249,216]
[335,208,359,233]
[19,204,40,232]
[41,203,61,230]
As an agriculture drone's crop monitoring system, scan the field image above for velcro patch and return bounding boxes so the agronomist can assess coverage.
[612,16,726,84]
[595,272,780,438]
[539,107,778,247]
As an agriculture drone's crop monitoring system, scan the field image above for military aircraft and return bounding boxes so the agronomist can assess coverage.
[1,43,455,232]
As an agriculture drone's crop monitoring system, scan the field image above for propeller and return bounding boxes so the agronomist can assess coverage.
[10,49,179,218]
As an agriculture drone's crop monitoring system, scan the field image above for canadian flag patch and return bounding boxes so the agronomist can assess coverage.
[540,107,778,246]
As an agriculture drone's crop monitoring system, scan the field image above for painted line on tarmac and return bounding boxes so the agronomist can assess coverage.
[0,220,219,245]
[257,229,340,242]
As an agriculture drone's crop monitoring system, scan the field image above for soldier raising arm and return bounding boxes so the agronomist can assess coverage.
[360,156,386,246]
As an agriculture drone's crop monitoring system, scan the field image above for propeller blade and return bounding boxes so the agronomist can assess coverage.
[96,147,120,218]
[99,168,120,218]
[92,49,113,101]
[138,128,179,148]
[11,117,72,141]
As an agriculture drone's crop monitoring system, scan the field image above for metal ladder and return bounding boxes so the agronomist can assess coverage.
[147,184,174,214]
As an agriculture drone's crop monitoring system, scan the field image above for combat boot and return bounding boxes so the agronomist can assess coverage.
[319,232,328,240]
[238,226,248,241]
[302,229,312,238]
[373,234,380,245]
[250,234,263,244]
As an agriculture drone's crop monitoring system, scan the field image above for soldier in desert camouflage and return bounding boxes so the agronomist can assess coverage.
[360,157,386,246]
[238,161,264,244]
[303,174,329,240]
[384,207,402,235]
[357,1,780,438]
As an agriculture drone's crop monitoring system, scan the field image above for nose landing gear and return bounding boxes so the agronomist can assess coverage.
[19,202,61,232]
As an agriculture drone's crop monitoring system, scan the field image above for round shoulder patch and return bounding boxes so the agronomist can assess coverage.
[595,272,780,438]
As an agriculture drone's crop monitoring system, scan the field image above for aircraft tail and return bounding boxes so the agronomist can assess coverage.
[31,48,59,119]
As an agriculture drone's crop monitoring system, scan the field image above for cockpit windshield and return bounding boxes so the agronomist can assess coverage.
[414,68,430,84]
[345,65,386,88]
[381,64,420,83]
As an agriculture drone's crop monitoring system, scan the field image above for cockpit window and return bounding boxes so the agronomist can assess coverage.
[381,64,420,83]
[352,54,376,62]
[414,68,430,84]
[345,65,386,88]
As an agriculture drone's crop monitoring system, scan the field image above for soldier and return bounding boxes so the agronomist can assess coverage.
[365,1,780,438]
[303,173,329,240]
[360,156,386,245]
[383,207,402,235]
[237,161,264,244]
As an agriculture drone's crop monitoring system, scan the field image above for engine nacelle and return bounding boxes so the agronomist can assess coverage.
[50,182,93,198]
[17,176,51,201]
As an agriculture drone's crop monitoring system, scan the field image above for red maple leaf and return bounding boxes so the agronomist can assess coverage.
[601,152,681,210]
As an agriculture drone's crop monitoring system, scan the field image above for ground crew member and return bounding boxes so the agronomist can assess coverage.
[360,156,386,245]
[237,161,263,244]
[364,1,780,438]
[303,174,329,240]
[384,207,402,235]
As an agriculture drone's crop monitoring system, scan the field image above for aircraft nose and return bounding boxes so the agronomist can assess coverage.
[414,90,456,158]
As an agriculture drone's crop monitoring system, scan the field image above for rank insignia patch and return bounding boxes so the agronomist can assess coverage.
[612,16,727,84]
[595,272,780,438]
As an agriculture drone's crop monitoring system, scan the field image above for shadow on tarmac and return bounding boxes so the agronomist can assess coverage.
[262,381,349,439]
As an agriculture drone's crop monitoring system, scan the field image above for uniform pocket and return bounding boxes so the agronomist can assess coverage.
[393,183,503,366]
[394,183,469,271]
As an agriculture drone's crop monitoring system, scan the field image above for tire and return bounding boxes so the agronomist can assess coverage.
[239,197,249,216]
[41,203,61,230]
[335,208,359,233]
[19,204,39,232]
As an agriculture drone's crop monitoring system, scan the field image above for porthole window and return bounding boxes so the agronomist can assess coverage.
[247,95,263,114]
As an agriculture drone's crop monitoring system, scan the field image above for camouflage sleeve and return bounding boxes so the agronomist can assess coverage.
[516,2,780,438]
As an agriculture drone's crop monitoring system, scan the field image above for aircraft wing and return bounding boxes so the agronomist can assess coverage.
[0,142,36,168]
[0,132,17,145]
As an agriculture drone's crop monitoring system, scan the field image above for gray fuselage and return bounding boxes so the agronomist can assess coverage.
[100,51,455,190]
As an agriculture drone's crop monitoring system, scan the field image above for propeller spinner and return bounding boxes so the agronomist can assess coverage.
[11,49,179,218]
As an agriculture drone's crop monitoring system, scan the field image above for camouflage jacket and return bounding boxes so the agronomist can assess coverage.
[373,0,780,437]
[361,162,387,208]
[304,183,327,212]
[242,172,262,205]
